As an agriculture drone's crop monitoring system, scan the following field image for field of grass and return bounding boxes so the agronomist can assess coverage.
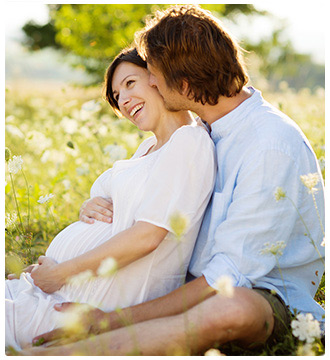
[5,80,325,355]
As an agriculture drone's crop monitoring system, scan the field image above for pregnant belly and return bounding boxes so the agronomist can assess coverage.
[46,220,113,263]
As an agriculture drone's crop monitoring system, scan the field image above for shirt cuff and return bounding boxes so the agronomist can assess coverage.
[202,253,253,289]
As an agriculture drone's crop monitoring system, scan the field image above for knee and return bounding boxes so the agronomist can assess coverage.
[200,288,273,344]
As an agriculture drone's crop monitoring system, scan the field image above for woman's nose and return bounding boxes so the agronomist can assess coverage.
[118,93,131,109]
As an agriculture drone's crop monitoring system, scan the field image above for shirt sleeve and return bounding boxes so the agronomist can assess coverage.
[135,126,216,233]
[202,147,305,289]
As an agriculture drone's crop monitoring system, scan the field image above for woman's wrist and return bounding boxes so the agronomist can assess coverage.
[56,261,73,285]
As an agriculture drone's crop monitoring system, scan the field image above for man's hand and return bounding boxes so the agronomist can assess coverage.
[7,264,38,280]
[30,256,66,293]
[32,302,108,346]
[80,197,113,224]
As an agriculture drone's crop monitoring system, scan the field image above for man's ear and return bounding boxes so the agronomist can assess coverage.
[181,80,190,96]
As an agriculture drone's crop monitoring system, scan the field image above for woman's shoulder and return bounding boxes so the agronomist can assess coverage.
[170,122,214,147]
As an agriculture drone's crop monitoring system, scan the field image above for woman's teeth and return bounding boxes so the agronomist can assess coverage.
[130,104,144,117]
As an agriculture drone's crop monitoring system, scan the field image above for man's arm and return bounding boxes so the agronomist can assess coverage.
[32,275,216,345]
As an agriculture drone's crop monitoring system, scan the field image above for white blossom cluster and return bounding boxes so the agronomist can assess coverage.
[291,313,321,343]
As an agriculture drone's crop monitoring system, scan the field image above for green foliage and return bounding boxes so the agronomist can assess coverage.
[21,4,261,85]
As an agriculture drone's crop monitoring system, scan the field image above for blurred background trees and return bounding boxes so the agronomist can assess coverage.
[20,4,324,91]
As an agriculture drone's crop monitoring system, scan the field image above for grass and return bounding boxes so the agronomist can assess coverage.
[5,80,325,355]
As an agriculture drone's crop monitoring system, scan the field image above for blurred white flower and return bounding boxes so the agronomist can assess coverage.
[274,187,286,202]
[26,130,52,154]
[97,257,117,277]
[68,270,94,286]
[300,173,320,194]
[81,100,102,113]
[76,165,90,176]
[57,303,91,333]
[104,145,127,162]
[170,211,189,239]
[5,212,18,229]
[60,116,79,134]
[296,343,315,356]
[62,179,71,190]
[291,313,321,343]
[204,348,224,356]
[6,124,24,138]
[37,193,55,204]
[8,155,23,174]
[320,238,325,247]
[215,275,234,298]
[260,241,286,257]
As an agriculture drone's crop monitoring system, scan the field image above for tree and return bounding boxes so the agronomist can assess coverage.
[22,4,263,85]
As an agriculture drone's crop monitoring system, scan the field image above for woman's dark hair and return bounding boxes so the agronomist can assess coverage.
[136,5,249,105]
[103,47,147,115]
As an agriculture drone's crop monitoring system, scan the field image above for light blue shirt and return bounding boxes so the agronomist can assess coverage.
[189,87,325,324]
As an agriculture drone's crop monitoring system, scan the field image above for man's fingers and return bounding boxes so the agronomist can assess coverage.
[7,273,18,280]
[54,302,77,312]
[32,328,65,346]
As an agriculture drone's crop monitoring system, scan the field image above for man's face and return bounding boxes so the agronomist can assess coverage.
[147,62,188,112]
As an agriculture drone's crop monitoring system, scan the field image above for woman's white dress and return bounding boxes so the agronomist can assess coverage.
[6,124,216,350]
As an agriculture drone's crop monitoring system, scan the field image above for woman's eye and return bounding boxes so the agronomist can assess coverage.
[126,80,135,87]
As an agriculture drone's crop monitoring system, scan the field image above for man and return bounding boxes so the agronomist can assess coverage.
[23,5,324,355]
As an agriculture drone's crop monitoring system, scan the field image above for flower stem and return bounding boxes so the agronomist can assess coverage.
[9,173,24,234]
[286,196,324,264]
[311,192,325,238]
[21,169,30,229]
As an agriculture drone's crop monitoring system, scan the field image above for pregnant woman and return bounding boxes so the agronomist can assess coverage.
[5,48,216,350]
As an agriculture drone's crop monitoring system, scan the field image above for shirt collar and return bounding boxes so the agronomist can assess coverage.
[210,87,261,143]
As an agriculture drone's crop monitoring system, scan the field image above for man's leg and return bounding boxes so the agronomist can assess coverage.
[20,287,275,356]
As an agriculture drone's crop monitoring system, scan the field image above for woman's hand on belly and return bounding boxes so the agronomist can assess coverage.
[80,196,113,224]
[31,256,67,293]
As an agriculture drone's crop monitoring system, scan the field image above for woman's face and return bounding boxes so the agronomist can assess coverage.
[112,62,167,132]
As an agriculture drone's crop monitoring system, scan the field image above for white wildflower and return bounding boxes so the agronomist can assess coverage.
[215,275,234,298]
[57,303,91,333]
[62,179,71,190]
[37,193,55,204]
[260,241,287,257]
[81,99,102,113]
[320,238,325,247]
[291,313,321,343]
[170,212,189,239]
[60,116,79,135]
[5,212,18,229]
[204,348,224,356]
[274,187,286,201]
[300,173,320,194]
[5,124,24,139]
[68,270,94,286]
[97,257,117,277]
[26,130,52,154]
[76,165,90,176]
[104,144,127,163]
[8,155,23,174]
[296,343,315,356]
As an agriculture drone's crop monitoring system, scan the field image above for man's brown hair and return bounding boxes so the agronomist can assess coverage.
[136,5,249,105]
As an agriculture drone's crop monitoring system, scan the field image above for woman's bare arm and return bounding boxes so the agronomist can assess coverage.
[31,221,168,293]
